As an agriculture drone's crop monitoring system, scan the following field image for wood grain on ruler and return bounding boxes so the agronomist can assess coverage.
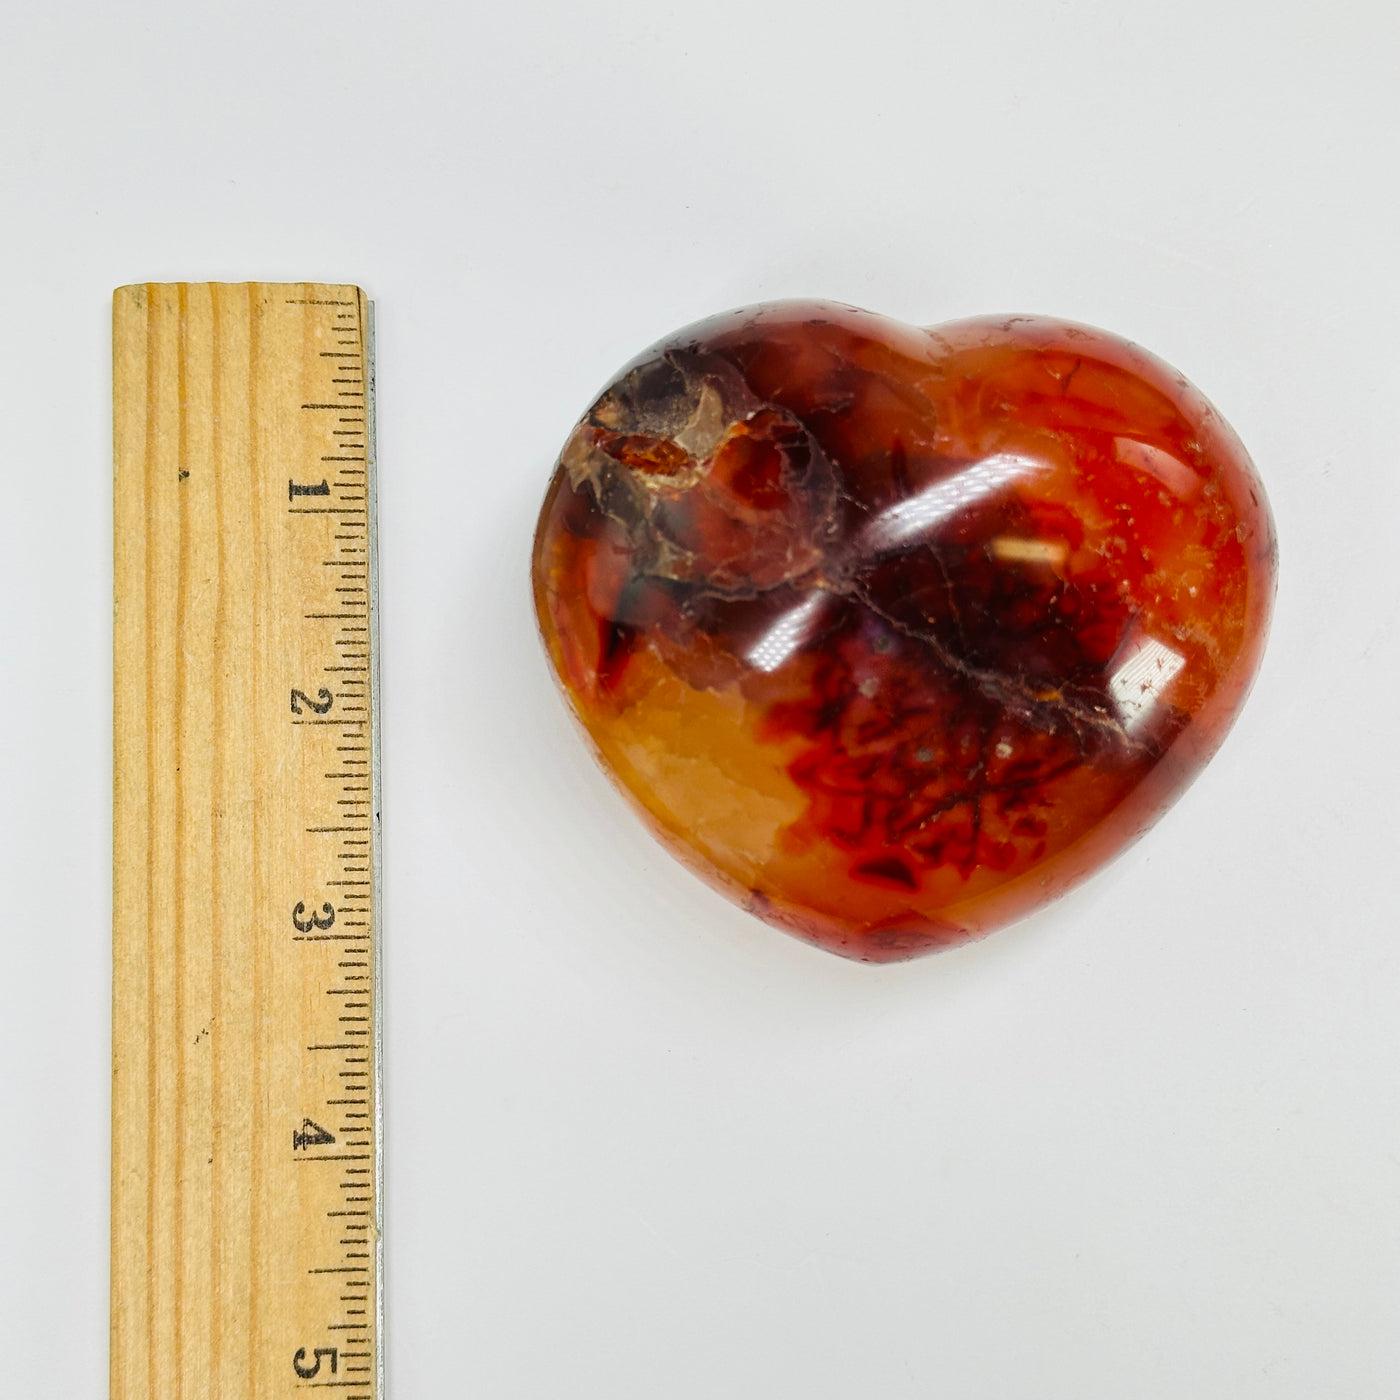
[113,283,379,1400]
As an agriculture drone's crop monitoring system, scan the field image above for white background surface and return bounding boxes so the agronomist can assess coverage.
[2,1,1398,1395]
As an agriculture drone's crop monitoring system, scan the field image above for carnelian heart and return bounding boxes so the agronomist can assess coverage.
[532,303,1276,961]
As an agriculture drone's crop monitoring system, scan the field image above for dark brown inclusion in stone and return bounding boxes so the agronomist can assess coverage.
[533,303,1277,961]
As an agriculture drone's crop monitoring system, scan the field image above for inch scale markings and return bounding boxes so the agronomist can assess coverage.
[113,284,382,1400]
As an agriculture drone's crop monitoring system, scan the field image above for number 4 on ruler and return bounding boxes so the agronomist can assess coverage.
[294,1118,337,1151]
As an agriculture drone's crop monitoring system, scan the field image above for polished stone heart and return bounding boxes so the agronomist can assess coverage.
[532,303,1276,961]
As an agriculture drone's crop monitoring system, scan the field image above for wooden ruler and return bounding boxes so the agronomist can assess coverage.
[113,283,382,1400]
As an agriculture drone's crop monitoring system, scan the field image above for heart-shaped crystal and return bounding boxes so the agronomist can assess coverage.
[533,303,1276,961]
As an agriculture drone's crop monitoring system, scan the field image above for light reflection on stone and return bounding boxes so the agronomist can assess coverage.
[1108,634,1186,728]
[1114,436,1201,501]
[746,593,828,674]
[990,537,1069,567]
[857,453,1046,554]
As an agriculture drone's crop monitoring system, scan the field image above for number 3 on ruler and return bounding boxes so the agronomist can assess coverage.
[293,1346,338,1378]
[292,901,335,932]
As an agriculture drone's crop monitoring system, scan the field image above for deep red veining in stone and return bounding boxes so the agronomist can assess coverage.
[533,303,1276,961]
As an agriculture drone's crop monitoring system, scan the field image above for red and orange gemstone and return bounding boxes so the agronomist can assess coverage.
[532,303,1276,961]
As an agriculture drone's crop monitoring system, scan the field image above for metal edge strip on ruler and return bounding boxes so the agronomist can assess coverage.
[364,294,386,1400]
